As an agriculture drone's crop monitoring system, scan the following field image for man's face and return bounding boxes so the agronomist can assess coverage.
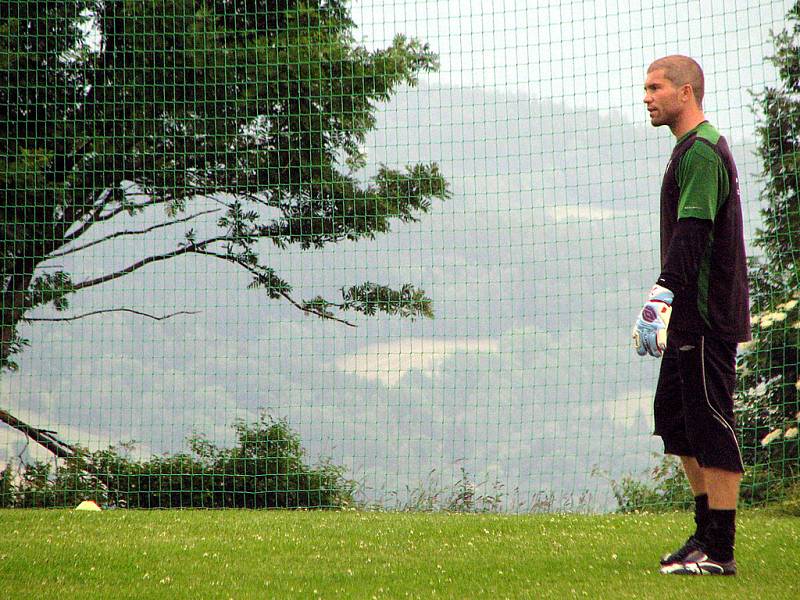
[644,69,684,128]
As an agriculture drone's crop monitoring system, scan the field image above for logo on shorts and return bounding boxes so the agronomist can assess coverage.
[643,306,658,323]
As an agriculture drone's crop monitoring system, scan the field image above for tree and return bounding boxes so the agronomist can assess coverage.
[0,0,448,375]
[735,1,800,480]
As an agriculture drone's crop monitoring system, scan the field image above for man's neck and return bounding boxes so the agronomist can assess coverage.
[671,112,707,139]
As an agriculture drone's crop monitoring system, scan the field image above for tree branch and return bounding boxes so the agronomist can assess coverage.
[70,236,229,292]
[0,409,76,460]
[278,290,356,327]
[0,409,117,493]
[63,197,160,244]
[49,209,220,258]
[192,249,358,327]
[236,191,279,209]
[26,308,200,322]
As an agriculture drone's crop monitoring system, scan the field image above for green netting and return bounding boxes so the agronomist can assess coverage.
[1,0,798,511]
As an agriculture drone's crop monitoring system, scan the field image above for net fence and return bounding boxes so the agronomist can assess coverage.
[1,0,798,511]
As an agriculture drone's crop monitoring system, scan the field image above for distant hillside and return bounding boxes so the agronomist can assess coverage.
[1,82,766,509]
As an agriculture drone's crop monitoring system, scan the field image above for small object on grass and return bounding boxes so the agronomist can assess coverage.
[75,500,102,511]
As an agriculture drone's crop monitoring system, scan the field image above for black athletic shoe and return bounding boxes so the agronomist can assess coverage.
[659,550,737,576]
[659,535,703,566]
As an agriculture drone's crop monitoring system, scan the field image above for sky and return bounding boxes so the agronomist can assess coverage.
[1,0,794,510]
[350,0,789,139]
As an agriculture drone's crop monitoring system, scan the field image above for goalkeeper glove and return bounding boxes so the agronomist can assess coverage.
[632,284,674,358]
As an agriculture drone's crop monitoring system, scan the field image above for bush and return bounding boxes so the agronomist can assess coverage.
[773,482,800,516]
[736,0,800,495]
[0,413,355,509]
[608,455,800,512]
[599,455,693,513]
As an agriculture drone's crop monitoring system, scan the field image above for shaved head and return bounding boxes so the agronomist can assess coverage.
[647,55,704,106]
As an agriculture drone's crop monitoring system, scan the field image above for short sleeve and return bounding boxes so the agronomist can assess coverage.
[676,140,722,221]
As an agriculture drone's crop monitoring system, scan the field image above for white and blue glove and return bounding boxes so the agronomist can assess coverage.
[632,284,674,358]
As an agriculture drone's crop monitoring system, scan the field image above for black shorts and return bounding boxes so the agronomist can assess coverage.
[653,330,744,473]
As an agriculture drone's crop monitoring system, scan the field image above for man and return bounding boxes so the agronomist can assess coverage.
[633,55,751,576]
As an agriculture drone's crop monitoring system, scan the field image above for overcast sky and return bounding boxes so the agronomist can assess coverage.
[2,0,793,510]
[351,0,789,139]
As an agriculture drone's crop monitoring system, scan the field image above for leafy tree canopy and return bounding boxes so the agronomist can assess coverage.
[1,0,449,370]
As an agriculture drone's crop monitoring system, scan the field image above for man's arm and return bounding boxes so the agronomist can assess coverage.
[656,217,713,295]
[633,140,724,357]
[634,221,709,357]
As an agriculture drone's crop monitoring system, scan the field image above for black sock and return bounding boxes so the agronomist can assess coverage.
[706,509,736,562]
[694,493,710,543]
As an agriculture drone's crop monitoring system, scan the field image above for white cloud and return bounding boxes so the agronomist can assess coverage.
[545,204,623,223]
[336,337,499,386]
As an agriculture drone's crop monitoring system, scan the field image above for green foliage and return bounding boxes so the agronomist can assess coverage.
[735,296,800,473]
[749,4,800,288]
[340,282,434,320]
[0,413,355,509]
[739,463,800,505]
[772,481,800,516]
[1,0,448,369]
[735,0,800,489]
[597,456,693,513]
[606,455,800,512]
[0,465,15,508]
[28,271,74,311]
[391,466,506,513]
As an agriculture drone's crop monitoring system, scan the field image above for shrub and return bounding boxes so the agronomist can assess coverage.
[607,455,800,512]
[598,455,693,513]
[0,413,355,509]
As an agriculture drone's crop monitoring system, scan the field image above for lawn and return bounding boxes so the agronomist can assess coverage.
[0,509,798,599]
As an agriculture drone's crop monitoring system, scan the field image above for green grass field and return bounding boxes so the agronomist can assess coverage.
[0,509,798,599]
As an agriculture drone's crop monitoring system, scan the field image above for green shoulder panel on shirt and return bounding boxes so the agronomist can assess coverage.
[676,138,727,221]
[694,121,721,145]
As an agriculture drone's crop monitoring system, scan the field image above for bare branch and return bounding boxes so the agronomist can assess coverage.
[71,236,230,292]
[61,191,125,244]
[45,229,358,328]
[92,201,152,223]
[60,188,110,239]
[63,189,229,247]
[49,208,220,259]
[65,199,159,243]
[0,409,76,459]
[26,308,200,322]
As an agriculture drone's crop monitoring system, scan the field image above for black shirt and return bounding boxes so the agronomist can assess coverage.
[656,121,751,343]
